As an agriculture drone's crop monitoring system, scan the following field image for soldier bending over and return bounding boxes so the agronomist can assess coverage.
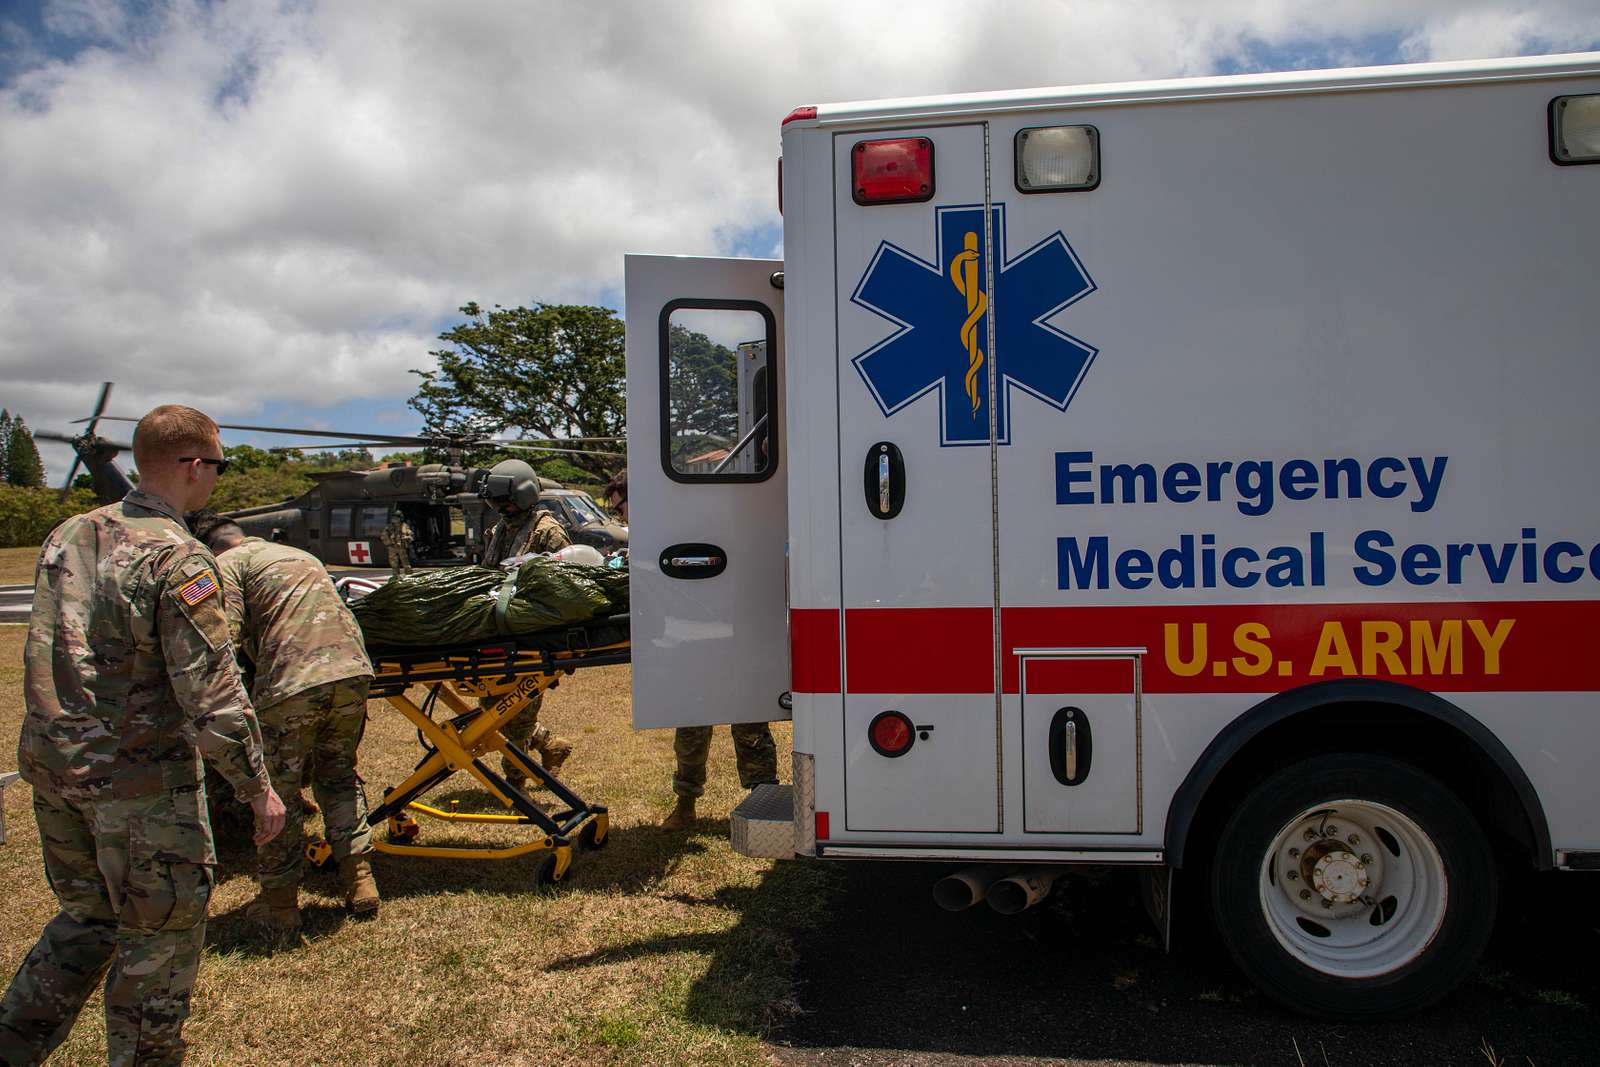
[193,512,380,929]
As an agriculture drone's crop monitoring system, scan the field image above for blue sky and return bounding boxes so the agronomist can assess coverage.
[2,0,1597,479]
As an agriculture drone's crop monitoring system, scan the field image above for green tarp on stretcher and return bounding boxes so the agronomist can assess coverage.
[351,558,629,648]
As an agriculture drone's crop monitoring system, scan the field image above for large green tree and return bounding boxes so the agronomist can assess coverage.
[0,410,12,482]
[4,416,45,488]
[409,302,625,480]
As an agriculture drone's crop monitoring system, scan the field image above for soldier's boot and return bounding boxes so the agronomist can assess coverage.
[340,856,380,915]
[539,735,574,774]
[502,762,528,793]
[246,885,302,931]
[660,796,696,830]
[302,791,320,816]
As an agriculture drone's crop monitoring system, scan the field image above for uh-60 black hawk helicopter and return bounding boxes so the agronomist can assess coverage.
[39,384,627,570]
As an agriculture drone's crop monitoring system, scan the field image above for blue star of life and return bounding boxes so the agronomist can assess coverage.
[851,203,1098,446]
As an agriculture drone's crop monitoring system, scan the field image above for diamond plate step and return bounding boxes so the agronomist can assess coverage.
[731,783,794,859]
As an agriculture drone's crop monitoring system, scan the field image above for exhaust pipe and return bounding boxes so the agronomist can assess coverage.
[932,865,1008,912]
[986,867,1062,915]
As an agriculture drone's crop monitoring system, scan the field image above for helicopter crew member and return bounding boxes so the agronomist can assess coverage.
[381,512,414,578]
[190,511,380,929]
[0,405,284,1067]
[479,459,575,786]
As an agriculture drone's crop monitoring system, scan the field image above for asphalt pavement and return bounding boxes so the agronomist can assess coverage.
[0,585,30,625]
[767,862,1599,1067]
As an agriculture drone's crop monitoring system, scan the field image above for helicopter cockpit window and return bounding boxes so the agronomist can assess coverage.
[330,507,352,538]
[660,301,777,484]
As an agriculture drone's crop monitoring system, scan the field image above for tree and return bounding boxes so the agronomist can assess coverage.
[409,302,626,481]
[5,416,45,488]
[0,409,13,482]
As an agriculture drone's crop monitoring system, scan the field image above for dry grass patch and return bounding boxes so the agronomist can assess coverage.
[0,547,38,585]
[0,629,836,1065]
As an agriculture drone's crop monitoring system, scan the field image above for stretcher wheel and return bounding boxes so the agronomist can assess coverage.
[578,818,608,851]
[303,837,334,869]
[534,852,564,887]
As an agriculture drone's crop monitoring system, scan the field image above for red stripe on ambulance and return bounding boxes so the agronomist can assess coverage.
[791,601,1600,693]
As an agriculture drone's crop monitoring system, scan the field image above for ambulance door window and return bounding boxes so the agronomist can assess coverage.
[660,302,777,482]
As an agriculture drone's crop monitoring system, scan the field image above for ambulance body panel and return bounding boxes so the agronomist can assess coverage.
[624,51,1600,1019]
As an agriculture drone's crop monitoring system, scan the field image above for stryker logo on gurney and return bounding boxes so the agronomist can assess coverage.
[1054,450,1600,589]
[851,204,1097,446]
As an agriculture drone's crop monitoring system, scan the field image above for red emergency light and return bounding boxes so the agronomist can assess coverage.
[852,137,934,205]
[868,709,915,757]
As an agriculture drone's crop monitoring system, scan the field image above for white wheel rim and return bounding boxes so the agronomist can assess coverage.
[1257,799,1448,979]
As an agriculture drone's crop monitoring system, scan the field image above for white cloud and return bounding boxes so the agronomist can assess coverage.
[2,0,1597,478]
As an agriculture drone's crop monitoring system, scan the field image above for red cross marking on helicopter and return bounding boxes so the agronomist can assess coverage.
[348,541,371,564]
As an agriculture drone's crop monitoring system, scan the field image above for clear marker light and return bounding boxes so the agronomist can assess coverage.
[1017,125,1099,191]
[1553,94,1600,163]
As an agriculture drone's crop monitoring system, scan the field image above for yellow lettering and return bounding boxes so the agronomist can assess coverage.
[1231,622,1272,677]
[1164,623,1207,677]
[1310,622,1356,676]
[1467,618,1515,676]
[1410,619,1462,675]
[1361,621,1406,676]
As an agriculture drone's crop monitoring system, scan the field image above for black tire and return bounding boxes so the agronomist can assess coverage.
[1208,753,1496,1021]
[533,852,564,887]
[578,819,608,851]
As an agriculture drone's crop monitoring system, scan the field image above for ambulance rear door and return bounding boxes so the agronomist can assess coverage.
[624,254,789,729]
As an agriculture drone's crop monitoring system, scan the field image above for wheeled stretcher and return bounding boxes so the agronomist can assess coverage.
[362,615,628,885]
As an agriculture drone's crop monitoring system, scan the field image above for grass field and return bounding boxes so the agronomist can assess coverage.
[0,624,835,1065]
[0,548,37,585]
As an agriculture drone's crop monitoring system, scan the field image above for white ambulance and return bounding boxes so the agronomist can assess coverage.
[623,51,1600,1020]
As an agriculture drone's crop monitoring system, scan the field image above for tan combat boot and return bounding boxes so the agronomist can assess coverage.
[539,735,574,774]
[301,791,320,816]
[340,856,380,915]
[246,885,302,932]
[660,796,696,830]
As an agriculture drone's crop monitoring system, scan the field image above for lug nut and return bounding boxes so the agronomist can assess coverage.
[1304,830,1319,842]
[1347,834,1361,846]
[1288,847,1300,858]
[1321,898,1333,909]
[1299,889,1312,901]
[1361,854,1373,865]
[1285,870,1298,881]
[1325,825,1339,836]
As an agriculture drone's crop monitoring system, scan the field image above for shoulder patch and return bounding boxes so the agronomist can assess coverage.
[177,571,219,606]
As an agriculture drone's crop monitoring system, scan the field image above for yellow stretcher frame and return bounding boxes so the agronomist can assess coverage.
[363,628,627,886]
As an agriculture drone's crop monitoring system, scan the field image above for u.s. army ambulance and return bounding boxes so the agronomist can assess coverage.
[623,51,1600,1019]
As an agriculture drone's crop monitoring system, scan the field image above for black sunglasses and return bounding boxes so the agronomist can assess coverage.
[179,456,231,475]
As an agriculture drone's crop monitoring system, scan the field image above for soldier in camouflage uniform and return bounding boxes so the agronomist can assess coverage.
[192,512,379,929]
[380,513,413,578]
[661,726,778,829]
[477,459,574,786]
[0,405,284,1067]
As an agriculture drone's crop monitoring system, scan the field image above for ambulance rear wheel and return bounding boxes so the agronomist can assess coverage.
[1208,753,1495,1021]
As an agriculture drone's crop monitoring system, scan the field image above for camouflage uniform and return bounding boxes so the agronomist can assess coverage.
[672,724,779,799]
[0,490,270,1067]
[380,516,413,578]
[480,508,571,778]
[217,538,374,888]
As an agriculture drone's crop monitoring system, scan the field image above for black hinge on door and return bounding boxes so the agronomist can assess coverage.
[864,441,905,519]
[1048,706,1093,786]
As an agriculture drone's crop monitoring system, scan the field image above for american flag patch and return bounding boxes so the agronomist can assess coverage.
[177,572,218,606]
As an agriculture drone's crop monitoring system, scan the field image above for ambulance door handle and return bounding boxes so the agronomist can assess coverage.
[1049,706,1093,786]
[864,441,905,519]
[660,543,728,579]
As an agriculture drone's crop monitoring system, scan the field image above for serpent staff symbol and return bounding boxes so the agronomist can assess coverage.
[949,230,986,416]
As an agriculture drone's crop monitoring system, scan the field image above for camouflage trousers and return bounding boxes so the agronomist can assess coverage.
[498,692,548,778]
[0,783,215,1067]
[672,723,778,799]
[257,677,373,890]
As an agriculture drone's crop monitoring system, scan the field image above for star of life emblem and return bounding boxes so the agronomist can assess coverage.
[850,203,1098,446]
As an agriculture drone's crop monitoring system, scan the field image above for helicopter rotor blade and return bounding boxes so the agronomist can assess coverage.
[269,442,398,452]
[85,416,428,447]
[36,430,134,451]
[493,443,626,458]
[84,382,113,440]
[58,455,83,502]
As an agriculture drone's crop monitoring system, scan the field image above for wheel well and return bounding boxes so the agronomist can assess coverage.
[1170,684,1550,873]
